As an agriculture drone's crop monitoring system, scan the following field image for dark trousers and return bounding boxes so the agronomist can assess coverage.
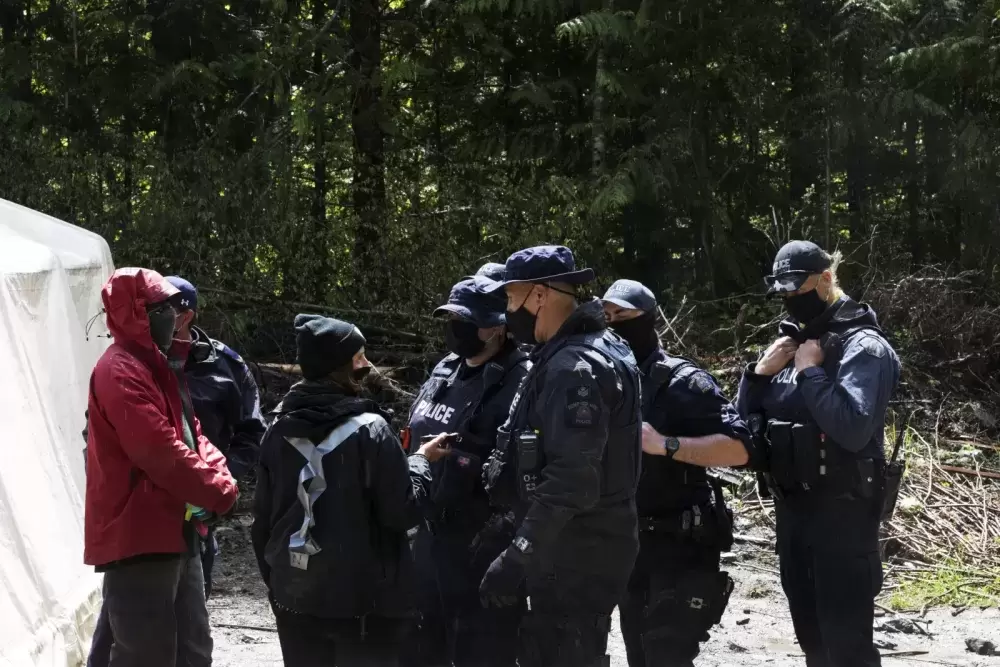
[100,554,212,667]
[518,567,627,667]
[404,527,520,667]
[272,605,406,667]
[776,497,883,667]
[88,539,217,667]
[619,535,726,667]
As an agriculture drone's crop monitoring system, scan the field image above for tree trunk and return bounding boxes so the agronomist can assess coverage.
[350,0,387,301]
[904,117,921,267]
[310,0,329,301]
[842,34,868,243]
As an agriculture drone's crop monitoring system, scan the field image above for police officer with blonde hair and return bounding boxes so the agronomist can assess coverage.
[736,241,900,667]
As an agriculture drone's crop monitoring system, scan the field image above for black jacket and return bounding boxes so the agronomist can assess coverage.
[502,299,642,579]
[251,380,432,618]
[185,326,265,480]
[407,341,529,534]
[637,349,754,514]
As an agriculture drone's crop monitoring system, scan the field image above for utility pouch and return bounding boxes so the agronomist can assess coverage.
[790,422,823,488]
[854,458,877,500]
[708,479,735,551]
[484,428,516,508]
[432,445,482,509]
[710,572,735,626]
[516,430,541,500]
[882,460,904,522]
[766,421,795,488]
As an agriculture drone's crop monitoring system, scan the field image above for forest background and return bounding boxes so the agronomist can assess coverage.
[2,0,1000,607]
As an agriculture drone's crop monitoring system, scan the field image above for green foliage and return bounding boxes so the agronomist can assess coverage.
[0,0,998,326]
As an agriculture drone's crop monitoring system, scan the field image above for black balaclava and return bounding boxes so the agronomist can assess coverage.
[611,312,659,362]
[783,289,829,324]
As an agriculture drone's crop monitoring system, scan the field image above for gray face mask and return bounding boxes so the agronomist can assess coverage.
[147,303,177,351]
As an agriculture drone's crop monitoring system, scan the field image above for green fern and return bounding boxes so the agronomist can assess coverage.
[556,11,636,45]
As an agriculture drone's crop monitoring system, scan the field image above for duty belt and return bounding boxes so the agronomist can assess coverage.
[639,506,706,535]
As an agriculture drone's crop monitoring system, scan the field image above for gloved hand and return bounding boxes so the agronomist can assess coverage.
[479,544,528,608]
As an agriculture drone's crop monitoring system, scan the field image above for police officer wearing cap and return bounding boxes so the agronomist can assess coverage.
[736,241,900,667]
[480,245,641,667]
[475,262,506,283]
[602,279,755,667]
[403,276,529,667]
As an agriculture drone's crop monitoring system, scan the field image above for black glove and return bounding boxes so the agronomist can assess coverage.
[479,544,528,608]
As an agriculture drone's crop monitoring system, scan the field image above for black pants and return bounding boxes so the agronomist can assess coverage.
[272,605,406,667]
[101,555,212,667]
[619,535,727,667]
[776,496,883,667]
[404,526,520,667]
[87,540,217,667]
[518,567,627,667]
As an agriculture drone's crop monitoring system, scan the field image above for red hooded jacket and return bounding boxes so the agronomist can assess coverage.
[84,268,239,566]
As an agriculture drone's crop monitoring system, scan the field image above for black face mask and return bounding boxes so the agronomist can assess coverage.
[445,319,486,358]
[506,290,539,345]
[352,365,372,384]
[610,312,659,362]
[783,289,829,323]
[147,304,177,351]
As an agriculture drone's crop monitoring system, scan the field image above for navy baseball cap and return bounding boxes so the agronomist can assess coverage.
[764,241,832,296]
[165,276,198,311]
[601,279,656,313]
[433,276,506,328]
[475,262,506,282]
[484,245,595,293]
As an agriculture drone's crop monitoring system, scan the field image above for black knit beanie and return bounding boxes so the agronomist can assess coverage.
[294,314,366,380]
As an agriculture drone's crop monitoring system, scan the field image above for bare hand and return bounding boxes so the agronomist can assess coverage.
[755,337,799,376]
[794,339,824,372]
[416,433,453,463]
[641,422,667,456]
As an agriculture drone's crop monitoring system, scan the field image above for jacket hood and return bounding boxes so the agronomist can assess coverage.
[271,380,387,443]
[779,296,879,342]
[101,268,179,349]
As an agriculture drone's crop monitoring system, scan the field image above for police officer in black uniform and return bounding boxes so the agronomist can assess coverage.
[480,245,642,667]
[736,241,900,667]
[403,276,529,667]
[601,279,755,667]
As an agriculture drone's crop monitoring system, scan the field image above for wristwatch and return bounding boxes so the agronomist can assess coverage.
[662,435,681,459]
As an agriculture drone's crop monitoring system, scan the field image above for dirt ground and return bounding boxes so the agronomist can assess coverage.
[207,514,999,667]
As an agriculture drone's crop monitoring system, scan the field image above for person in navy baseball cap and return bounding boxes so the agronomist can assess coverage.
[433,276,508,359]
[485,245,595,346]
[601,279,660,363]
[475,262,507,283]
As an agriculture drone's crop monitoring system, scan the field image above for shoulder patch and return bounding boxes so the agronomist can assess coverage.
[858,335,886,359]
[565,385,600,428]
[687,371,716,395]
[216,342,245,364]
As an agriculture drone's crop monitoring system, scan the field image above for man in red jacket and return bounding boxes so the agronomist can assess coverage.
[84,268,239,667]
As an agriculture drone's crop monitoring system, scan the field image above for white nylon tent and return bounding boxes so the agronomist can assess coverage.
[0,198,114,667]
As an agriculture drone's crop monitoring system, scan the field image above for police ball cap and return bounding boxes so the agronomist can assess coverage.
[601,279,656,313]
[294,313,367,380]
[475,262,507,282]
[765,240,833,296]
[484,245,595,293]
[433,277,507,328]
